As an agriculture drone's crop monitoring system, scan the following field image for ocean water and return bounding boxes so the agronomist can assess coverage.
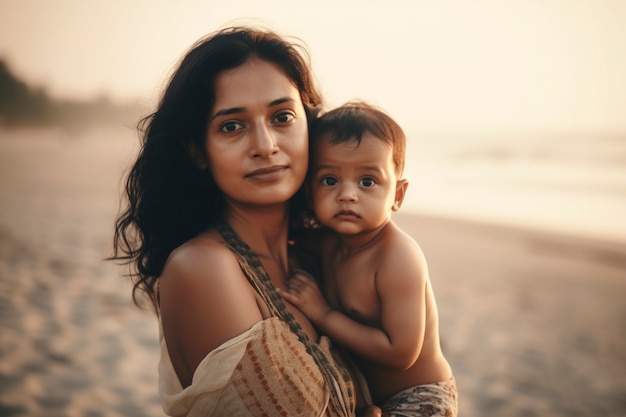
[401,131,626,244]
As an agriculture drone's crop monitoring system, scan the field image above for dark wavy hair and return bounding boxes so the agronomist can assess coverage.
[112,26,323,309]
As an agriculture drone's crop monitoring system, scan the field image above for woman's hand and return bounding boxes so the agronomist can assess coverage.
[279,271,332,324]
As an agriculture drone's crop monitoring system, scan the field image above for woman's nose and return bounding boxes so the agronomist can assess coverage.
[250,123,279,158]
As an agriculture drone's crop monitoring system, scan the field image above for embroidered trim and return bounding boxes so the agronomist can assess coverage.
[216,222,355,417]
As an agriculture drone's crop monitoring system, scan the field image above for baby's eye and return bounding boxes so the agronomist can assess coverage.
[321,176,338,186]
[359,177,376,187]
[273,111,295,124]
[220,121,244,133]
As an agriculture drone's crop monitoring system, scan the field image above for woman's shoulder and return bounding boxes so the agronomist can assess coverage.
[170,230,232,261]
[159,231,245,293]
[158,230,264,384]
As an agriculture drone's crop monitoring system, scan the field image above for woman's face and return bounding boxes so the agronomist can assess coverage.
[205,57,309,209]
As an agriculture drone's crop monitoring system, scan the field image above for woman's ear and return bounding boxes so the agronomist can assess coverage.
[185,143,208,169]
[392,179,409,211]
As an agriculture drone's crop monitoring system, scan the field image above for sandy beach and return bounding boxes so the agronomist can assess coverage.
[1,127,625,417]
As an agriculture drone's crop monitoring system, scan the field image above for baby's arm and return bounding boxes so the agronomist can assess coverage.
[281,238,428,370]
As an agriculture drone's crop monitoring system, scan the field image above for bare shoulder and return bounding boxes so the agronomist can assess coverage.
[377,221,429,282]
[159,231,263,385]
[160,232,239,286]
[159,232,258,314]
[380,221,426,260]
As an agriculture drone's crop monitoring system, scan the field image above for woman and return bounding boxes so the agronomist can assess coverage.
[112,26,378,416]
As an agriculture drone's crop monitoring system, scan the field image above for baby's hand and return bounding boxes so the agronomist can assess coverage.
[279,270,332,324]
[358,405,382,417]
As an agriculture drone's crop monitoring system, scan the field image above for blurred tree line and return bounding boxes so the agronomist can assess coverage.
[0,59,143,128]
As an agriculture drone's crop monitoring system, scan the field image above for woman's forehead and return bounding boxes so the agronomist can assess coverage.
[212,58,301,110]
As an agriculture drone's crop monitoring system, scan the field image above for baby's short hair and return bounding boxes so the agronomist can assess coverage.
[311,101,406,175]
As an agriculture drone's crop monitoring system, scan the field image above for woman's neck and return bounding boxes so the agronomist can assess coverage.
[224,203,290,265]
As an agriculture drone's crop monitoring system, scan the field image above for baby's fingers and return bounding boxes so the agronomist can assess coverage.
[285,278,305,292]
[277,288,299,304]
[290,269,317,284]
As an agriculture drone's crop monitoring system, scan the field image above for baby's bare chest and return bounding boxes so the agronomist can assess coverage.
[323,255,381,326]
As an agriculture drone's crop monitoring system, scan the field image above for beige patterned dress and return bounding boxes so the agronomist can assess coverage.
[157,223,358,417]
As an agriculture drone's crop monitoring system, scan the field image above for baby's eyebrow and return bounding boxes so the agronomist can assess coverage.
[359,165,385,173]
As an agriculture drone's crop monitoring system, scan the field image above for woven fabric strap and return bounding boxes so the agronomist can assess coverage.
[216,222,355,417]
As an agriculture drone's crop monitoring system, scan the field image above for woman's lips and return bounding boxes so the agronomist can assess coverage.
[245,165,288,181]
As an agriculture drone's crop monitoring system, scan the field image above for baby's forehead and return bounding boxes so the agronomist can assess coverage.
[313,133,393,162]
[312,131,402,175]
[313,131,389,148]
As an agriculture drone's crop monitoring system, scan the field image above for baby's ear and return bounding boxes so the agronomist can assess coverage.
[392,179,409,211]
[184,143,208,169]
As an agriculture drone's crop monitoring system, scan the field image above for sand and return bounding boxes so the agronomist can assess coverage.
[0,127,625,417]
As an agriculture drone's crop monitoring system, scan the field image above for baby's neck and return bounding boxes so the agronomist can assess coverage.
[335,220,392,258]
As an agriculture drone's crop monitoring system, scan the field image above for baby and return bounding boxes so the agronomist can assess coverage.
[281,102,458,416]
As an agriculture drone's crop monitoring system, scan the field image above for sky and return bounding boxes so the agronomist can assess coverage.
[1,0,625,133]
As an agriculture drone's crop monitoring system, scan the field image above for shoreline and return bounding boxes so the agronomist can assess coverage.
[394,210,626,269]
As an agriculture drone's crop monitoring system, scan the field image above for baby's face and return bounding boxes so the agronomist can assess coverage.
[310,132,401,235]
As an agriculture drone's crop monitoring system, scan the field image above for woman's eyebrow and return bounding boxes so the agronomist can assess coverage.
[268,97,296,107]
[211,107,245,120]
[211,97,296,121]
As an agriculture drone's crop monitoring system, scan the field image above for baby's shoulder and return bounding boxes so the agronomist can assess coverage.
[381,222,423,254]
[376,223,427,273]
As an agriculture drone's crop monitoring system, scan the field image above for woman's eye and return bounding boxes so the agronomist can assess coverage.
[273,111,295,124]
[321,176,338,186]
[359,177,376,187]
[220,121,244,133]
